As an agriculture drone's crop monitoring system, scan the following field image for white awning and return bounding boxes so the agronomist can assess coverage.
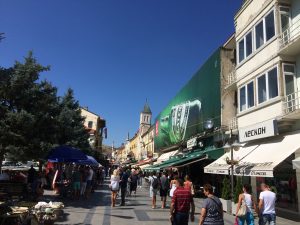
[153,150,178,165]
[292,157,300,170]
[204,131,300,177]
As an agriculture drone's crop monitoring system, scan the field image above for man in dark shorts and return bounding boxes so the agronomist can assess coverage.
[159,171,169,209]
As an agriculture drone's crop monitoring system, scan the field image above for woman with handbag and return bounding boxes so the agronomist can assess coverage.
[110,169,120,207]
[236,184,258,225]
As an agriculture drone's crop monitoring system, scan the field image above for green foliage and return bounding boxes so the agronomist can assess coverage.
[221,176,231,200]
[0,52,92,164]
[234,177,243,203]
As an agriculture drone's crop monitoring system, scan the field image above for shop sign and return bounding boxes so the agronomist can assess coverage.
[239,119,278,142]
[187,137,197,149]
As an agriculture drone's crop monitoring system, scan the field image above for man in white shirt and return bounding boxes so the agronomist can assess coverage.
[259,183,276,225]
[149,171,159,209]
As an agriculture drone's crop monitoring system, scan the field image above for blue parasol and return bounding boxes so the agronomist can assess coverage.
[47,145,88,163]
[78,155,101,166]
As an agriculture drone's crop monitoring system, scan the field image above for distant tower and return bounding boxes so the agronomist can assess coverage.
[140,100,152,135]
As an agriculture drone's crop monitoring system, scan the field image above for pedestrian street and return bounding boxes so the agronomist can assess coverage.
[52,179,298,225]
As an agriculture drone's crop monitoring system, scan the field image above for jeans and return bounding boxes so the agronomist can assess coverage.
[172,212,189,225]
[259,214,276,225]
[238,212,254,225]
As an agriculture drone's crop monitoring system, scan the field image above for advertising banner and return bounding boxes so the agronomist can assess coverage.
[154,49,221,151]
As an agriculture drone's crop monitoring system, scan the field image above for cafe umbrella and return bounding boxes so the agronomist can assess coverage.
[47,145,88,163]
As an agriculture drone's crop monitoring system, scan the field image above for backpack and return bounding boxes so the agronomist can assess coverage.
[152,176,159,189]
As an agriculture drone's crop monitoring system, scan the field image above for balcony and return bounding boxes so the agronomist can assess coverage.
[224,70,237,90]
[283,91,300,119]
[279,17,300,56]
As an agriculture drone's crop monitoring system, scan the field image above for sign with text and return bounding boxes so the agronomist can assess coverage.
[239,119,278,142]
[187,137,197,149]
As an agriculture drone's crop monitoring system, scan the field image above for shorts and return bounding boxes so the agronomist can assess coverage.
[73,182,80,190]
[150,188,158,198]
[160,189,168,197]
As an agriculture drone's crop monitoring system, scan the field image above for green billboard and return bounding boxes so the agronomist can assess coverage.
[154,48,221,151]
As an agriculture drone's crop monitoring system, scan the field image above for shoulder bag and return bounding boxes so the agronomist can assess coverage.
[236,195,247,218]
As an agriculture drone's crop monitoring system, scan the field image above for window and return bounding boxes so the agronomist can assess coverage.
[238,39,245,63]
[245,32,253,57]
[239,81,254,112]
[268,68,278,99]
[255,21,264,49]
[238,31,253,63]
[265,11,275,41]
[258,74,267,103]
[247,82,254,108]
[257,67,278,104]
[239,86,246,111]
[88,121,93,128]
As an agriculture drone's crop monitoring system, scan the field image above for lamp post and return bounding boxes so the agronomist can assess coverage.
[223,130,242,202]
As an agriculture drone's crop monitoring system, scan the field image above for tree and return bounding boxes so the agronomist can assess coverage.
[57,88,90,151]
[221,176,231,200]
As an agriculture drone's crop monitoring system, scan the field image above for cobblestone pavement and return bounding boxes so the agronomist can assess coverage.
[51,180,299,225]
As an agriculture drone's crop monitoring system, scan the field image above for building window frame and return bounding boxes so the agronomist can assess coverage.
[88,121,93,129]
[238,80,255,113]
[237,8,276,65]
[256,65,279,105]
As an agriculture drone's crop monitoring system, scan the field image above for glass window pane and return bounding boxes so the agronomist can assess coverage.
[240,86,246,111]
[268,68,278,99]
[284,64,295,73]
[239,39,245,63]
[247,82,254,108]
[258,75,267,103]
[246,32,252,57]
[266,11,275,41]
[285,75,295,96]
[255,21,264,49]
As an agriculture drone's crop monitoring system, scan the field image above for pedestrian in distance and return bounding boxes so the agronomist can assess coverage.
[110,169,120,207]
[159,171,169,209]
[169,174,178,198]
[258,183,276,225]
[119,168,129,206]
[80,166,88,198]
[199,183,224,225]
[129,169,138,197]
[170,177,195,225]
[149,171,160,209]
[236,184,258,225]
[71,166,81,200]
[184,175,195,196]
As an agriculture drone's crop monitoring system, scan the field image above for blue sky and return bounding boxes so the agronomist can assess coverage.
[0,0,242,147]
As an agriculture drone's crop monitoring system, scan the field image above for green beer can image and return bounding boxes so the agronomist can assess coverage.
[159,99,202,146]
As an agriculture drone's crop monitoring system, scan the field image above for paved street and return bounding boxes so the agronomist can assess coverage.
[49,179,298,225]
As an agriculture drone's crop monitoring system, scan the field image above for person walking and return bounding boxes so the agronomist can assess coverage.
[184,175,194,196]
[149,171,159,209]
[159,171,169,209]
[129,170,138,197]
[80,166,88,198]
[110,169,120,207]
[258,183,276,225]
[199,183,224,225]
[71,166,81,200]
[119,168,129,206]
[86,166,94,199]
[170,178,195,225]
[236,184,258,225]
[169,175,178,198]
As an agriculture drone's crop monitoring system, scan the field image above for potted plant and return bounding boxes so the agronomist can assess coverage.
[232,177,243,215]
[220,176,232,213]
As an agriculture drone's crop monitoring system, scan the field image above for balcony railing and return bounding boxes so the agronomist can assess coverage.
[229,117,238,130]
[280,17,300,49]
[283,91,300,114]
[225,70,237,88]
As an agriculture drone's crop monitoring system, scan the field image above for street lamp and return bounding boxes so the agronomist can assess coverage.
[223,131,242,202]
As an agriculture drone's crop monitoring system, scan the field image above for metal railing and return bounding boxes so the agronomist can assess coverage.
[225,70,237,88]
[283,91,300,114]
[228,117,238,130]
[280,17,300,48]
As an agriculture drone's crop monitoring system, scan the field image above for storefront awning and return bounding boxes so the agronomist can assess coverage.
[293,157,300,170]
[153,150,179,165]
[144,148,224,172]
[204,131,300,177]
